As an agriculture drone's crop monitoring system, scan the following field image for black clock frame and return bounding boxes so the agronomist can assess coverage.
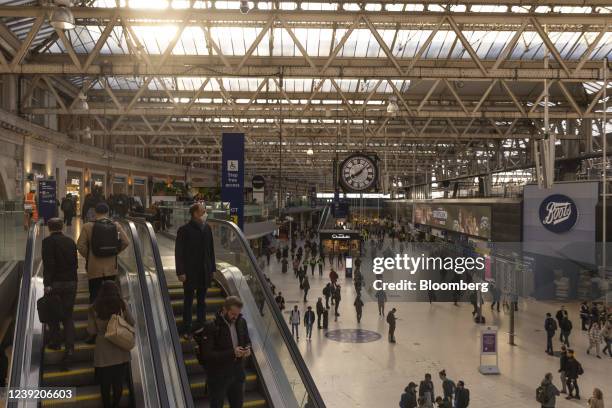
[338,153,380,193]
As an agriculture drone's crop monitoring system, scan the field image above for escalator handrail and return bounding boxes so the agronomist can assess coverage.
[208,219,326,408]
[7,221,39,404]
[132,219,195,408]
[121,220,172,408]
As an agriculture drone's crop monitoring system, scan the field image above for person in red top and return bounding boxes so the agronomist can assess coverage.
[329,268,338,285]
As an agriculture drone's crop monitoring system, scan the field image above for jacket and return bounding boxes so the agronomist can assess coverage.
[588,326,602,343]
[454,387,470,408]
[565,357,582,379]
[559,352,568,372]
[545,317,557,334]
[198,310,251,376]
[304,310,315,326]
[87,305,134,368]
[290,310,301,325]
[175,220,216,288]
[540,378,560,408]
[42,232,78,287]
[442,378,456,399]
[418,380,434,398]
[316,300,324,315]
[399,390,417,408]
[77,218,129,280]
[354,298,364,311]
[560,318,573,333]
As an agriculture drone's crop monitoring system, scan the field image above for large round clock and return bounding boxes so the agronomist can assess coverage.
[339,154,378,192]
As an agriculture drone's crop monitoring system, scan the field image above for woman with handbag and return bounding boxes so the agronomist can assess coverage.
[88,281,135,408]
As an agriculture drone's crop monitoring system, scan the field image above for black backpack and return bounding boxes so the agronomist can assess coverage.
[91,219,121,257]
[536,384,549,404]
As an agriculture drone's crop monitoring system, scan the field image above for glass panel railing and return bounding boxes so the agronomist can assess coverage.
[132,220,193,408]
[207,219,325,408]
[0,209,27,262]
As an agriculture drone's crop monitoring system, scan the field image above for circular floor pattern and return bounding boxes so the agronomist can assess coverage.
[324,329,382,343]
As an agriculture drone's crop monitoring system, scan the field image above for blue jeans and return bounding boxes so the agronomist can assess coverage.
[306,324,313,339]
[183,285,207,332]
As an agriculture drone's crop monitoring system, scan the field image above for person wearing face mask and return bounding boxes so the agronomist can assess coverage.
[196,296,251,408]
[175,202,216,337]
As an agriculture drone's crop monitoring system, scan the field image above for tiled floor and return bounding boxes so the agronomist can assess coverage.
[258,239,611,408]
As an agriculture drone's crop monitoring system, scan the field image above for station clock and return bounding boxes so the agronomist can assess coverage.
[338,153,379,192]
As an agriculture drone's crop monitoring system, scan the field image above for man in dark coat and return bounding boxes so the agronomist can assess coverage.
[544,313,557,355]
[175,202,216,335]
[60,194,75,226]
[454,380,470,408]
[316,297,324,329]
[42,218,78,359]
[197,296,251,408]
[399,382,418,408]
[564,349,582,400]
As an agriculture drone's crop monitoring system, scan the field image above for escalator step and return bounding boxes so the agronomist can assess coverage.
[40,386,130,407]
[44,342,95,365]
[42,362,95,387]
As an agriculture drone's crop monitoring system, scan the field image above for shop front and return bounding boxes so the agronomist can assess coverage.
[319,230,362,257]
[65,170,82,215]
[112,175,128,195]
[90,173,105,195]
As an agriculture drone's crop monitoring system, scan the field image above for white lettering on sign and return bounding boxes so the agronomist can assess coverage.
[331,234,351,239]
[542,201,572,225]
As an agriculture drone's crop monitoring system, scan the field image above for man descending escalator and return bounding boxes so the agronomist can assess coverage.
[175,202,216,337]
[196,296,251,408]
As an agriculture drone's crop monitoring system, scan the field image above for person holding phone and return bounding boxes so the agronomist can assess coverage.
[197,296,251,408]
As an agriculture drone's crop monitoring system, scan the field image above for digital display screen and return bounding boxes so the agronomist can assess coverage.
[414,203,491,239]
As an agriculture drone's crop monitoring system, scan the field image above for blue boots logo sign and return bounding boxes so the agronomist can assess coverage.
[539,194,578,233]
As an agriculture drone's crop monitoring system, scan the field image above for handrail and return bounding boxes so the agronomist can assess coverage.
[7,221,40,407]
[120,220,172,408]
[131,219,195,408]
[207,219,326,408]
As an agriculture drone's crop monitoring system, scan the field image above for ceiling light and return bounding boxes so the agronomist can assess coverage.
[50,6,75,30]
[306,148,314,155]
[178,147,185,154]
[74,92,89,111]
[325,108,331,118]
[386,96,399,116]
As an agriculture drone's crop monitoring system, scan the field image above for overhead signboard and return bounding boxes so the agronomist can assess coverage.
[414,203,491,239]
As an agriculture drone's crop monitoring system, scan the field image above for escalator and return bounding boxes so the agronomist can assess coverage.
[7,220,185,408]
[132,218,326,408]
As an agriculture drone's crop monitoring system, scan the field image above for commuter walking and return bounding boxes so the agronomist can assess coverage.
[454,381,470,408]
[376,289,387,316]
[323,283,332,308]
[329,268,338,285]
[332,285,341,320]
[537,372,559,408]
[289,305,301,340]
[602,319,612,357]
[275,292,285,311]
[586,321,603,358]
[42,218,78,360]
[276,248,282,263]
[399,382,418,408]
[439,370,455,402]
[309,257,316,276]
[302,276,310,302]
[387,308,397,343]
[490,284,501,312]
[266,248,271,266]
[544,313,558,355]
[354,294,364,323]
[587,388,604,408]
[418,373,434,408]
[87,281,134,408]
[304,306,315,340]
[580,302,590,331]
[317,256,324,277]
[197,296,251,408]
[77,202,129,310]
[174,202,216,336]
[282,257,288,274]
[322,307,329,329]
[560,316,572,347]
[558,345,568,394]
[564,349,583,400]
[316,298,324,329]
[60,195,75,226]
[556,306,568,341]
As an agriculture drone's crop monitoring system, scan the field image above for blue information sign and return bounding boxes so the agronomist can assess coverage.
[221,133,245,230]
[38,179,57,223]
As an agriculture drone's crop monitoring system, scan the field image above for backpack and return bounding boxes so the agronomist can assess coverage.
[323,285,330,296]
[577,362,584,376]
[536,385,549,404]
[91,219,121,257]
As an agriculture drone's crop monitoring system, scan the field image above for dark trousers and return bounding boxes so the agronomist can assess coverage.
[0,347,7,387]
[88,276,117,303]
[388,325,396,342]
[324,295,330,309]
[566,378,579,398]
[546,332,554,354]
[378,302,385,316]
[63,211,74,226]
[317,312,322,328]
[491,301,500,312]
[318,265,323,277]
[560,330,570,347]
[303,289,309,302]
[98,362,128,408]
[48,282,77,350]
[208,369,245,408]
[306,324,313,339]
[334,301,340,317]
[183,285,207,332]
[356,309,362,323]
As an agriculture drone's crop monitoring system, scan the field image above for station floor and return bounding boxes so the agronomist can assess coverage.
[258,240,611,408]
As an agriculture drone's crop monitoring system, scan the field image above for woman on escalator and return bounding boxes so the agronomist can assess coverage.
[88,281,134,408]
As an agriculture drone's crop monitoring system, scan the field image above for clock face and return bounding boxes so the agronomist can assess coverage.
[340,154,378,192]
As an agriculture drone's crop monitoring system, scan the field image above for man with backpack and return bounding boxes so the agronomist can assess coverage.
[77,203,129,304]
[545,313,558,355]
[537,372,560,407]
[564,349,583,400]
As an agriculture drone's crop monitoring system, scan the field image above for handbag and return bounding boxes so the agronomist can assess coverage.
[105,311,135,351]
[37,293,64,324]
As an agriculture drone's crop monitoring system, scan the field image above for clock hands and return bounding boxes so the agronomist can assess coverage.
[350,165,367,179]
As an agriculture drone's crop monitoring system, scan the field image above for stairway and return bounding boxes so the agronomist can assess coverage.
[166,279,268,407]
[40,274,131,407]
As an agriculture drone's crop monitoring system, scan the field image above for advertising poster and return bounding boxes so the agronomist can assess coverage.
[37,179,57,223]
[414,203,491,239]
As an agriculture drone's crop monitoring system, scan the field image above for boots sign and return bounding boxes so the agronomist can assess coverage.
[538,194,578,233]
